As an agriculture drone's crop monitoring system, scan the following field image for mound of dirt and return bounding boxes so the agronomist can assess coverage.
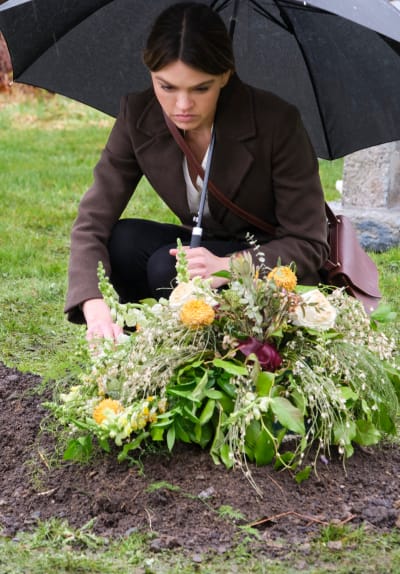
[0,361,399,554]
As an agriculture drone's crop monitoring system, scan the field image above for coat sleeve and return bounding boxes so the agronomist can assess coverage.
[65,96,143,323]
[252,104,329,284]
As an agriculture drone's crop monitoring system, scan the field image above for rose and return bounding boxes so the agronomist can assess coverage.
[237,337,282,371]
[169,282,197,308]
[290,289,337,330]
[169,280,217,309]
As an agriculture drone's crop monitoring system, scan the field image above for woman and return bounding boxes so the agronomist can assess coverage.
[65,2,329,340]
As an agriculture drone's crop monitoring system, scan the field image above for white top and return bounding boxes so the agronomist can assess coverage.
[182,145,212,221]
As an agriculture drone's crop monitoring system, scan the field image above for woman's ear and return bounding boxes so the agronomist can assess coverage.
[220,70,232,88]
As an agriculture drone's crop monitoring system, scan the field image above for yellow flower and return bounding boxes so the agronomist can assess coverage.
[158,398,168,413]
[180,299,215,328]
[149,412,158,423]
[267,266,297,291]
[93,398,124,424]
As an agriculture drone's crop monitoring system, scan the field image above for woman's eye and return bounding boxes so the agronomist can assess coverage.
[195,86,209,93]
[160,84,174,91]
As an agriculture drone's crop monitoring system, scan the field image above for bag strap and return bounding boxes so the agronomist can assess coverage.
[325,202,340,226]
[163,113,277,236]
[323,203,342,271]
[164,113,337,244]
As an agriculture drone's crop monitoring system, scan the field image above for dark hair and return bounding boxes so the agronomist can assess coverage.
[143,2,235,75]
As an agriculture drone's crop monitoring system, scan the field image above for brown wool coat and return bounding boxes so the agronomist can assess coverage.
[65,75,329,323]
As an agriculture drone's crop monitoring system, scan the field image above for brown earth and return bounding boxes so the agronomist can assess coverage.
[0,361,399,556]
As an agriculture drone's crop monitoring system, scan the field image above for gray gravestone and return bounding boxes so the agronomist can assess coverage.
[330,141,400,251]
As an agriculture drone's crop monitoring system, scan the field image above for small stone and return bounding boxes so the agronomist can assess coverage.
[198,486,215,499]
[327,540,343,550]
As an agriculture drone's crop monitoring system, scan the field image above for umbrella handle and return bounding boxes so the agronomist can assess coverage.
[190,227,203,248]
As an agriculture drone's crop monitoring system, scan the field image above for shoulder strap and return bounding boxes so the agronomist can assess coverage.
[163,113,277,236]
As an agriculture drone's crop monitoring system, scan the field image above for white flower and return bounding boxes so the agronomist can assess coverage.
[290,289,337,330]
[169,279,217,309]
[169,282,197,308]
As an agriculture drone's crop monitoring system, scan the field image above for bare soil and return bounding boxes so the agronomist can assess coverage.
[0,361,399,555]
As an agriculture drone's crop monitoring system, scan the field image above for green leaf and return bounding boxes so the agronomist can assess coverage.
[167,387,201,403]
[117,432,149,462]
[193,422,213,448]
[63,435,93,462]
[199,399,216,425]
[98,437,110,453]
[254,429,275,466]
[174,419,191,443]
[333,421,356,457]
[290,389,306,414]
[375,402,397,434]
[167,425,176,451]
[190,372,210,401]
[339,386,358,403]
[270,397,305,435]
[212,270,231,279]
[205,389,224,400]
[210,410,225,464]
[256,371,275,397]
[355,420,381,446]
[216,378,237,398]
[245,419,261,457]
[212,358,248,376]
[150,426,165,441]
[219,444,234,469]
[218,392,234,414]
[183,405,201,424]
[295,466,311,484]
[384,364,400,399]
[274,450,296,470]
[370,303,397,324]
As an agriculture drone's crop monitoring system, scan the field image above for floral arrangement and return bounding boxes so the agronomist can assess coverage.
[48,241,400,486]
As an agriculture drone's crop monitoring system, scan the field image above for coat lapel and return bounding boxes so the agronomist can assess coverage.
[135,96,191,222]
[209,75,257,218]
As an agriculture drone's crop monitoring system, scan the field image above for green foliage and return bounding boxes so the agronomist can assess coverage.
[46,251,400,491]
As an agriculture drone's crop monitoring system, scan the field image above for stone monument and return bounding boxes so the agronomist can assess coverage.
[330,141,400,251]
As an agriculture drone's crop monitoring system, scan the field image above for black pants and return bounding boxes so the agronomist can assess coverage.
[108,218,248,302]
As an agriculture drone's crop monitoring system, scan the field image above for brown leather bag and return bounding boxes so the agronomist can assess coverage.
[322,204,381,313]
[164,115,382,313]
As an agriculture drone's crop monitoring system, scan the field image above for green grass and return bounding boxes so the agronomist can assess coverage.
[0,518,398,573]
[0,91,399,573]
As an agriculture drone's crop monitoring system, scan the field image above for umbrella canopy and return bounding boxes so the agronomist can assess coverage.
[1,0,400,159]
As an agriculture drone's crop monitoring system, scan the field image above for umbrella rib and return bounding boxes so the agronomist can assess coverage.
[272,0,333,158]
[250,0,291,31]
[249,0,323,31]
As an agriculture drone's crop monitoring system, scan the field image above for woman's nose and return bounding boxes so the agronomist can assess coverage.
[176,92,193,111]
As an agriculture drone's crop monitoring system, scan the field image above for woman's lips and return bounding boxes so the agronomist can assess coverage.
[173,114,196,123]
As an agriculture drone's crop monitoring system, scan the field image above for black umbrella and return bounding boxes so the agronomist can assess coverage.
[1,0,400,160]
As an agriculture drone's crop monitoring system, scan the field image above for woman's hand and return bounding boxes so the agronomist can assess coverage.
[169,246,230,288]
[82,298,123,341]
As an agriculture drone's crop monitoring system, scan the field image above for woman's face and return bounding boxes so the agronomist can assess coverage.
[151,60,230,132]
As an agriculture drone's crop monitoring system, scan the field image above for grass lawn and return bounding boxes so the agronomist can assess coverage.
[0,89,399,573]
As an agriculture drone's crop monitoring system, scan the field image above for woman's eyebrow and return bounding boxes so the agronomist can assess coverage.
[154,76,215,89]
